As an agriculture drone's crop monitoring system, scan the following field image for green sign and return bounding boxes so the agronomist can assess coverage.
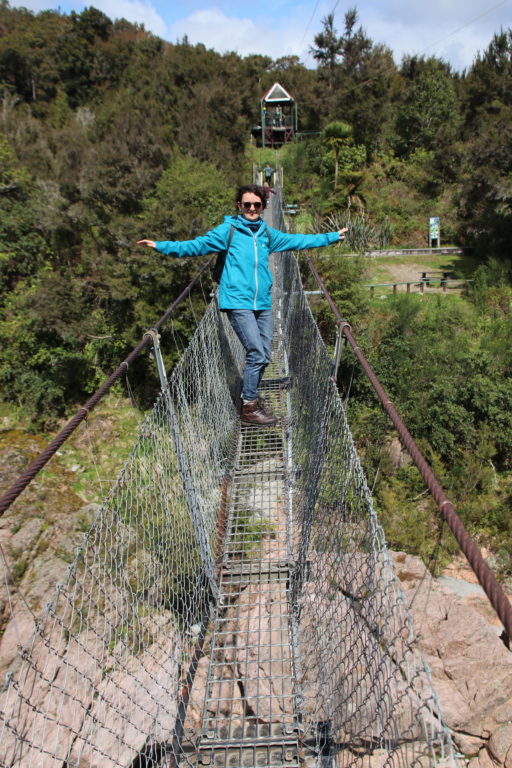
[429,217,440,239]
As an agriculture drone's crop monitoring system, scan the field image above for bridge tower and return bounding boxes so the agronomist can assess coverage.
[260,82,297,148]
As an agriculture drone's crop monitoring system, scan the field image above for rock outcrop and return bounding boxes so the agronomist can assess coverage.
[393,552,512,766]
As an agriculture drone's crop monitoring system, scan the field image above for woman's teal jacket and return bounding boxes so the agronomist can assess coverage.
[155,215,340,311]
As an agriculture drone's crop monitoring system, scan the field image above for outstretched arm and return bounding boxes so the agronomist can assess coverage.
[268,226,348,253]
[136,224,229,257]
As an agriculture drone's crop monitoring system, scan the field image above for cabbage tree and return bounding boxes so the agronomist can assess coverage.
[322,120,353,188]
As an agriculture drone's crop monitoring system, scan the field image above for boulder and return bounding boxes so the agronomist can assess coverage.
[385,436,412,470]
[489,725,512,767]
[234,580,294,722]
[469,749,501,768]
[393,551,512,764]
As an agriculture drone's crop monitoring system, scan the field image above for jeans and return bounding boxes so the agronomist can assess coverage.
[226,309,273,401]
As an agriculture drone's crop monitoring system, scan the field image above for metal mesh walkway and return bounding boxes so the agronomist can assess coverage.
[196,325,299,768]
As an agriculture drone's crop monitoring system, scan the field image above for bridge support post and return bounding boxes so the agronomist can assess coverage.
[331,320,351,382]
[145,327,170,392]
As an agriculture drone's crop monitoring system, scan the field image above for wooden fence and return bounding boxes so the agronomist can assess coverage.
[365,277,473,297]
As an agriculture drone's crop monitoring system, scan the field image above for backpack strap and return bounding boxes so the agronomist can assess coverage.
[211,224,235,283]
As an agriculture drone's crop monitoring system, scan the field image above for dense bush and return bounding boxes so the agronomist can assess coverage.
[331,286,512,578]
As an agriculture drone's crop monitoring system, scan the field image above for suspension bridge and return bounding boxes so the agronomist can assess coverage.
[1,186,508,768]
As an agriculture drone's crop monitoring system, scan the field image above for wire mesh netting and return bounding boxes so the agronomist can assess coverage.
[0,300,244,768]
[274,250,458,767]
[0,193,462,767]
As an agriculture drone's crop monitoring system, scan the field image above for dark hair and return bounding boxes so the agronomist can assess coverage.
[235,184,267,210]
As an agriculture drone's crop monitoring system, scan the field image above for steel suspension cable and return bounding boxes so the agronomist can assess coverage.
[0,256,215,518]
[306,253,512,642]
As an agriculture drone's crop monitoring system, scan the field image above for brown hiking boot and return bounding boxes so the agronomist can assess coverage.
[241,399,277,427]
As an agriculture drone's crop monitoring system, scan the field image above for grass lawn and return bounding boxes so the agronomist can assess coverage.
[0,394,144,508]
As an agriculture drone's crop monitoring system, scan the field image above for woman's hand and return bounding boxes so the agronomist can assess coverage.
[338,228,348,239]
[137,239,156,249]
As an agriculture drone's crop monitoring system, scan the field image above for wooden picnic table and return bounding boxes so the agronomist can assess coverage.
[420,270,451,285]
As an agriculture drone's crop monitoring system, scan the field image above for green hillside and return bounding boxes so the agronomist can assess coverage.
[1,2,511,579]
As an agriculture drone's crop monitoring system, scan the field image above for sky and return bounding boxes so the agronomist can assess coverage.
[9,0,512,73]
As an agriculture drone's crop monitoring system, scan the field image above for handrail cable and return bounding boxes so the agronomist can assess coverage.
[0,255,216,518]
[305,252,512,642]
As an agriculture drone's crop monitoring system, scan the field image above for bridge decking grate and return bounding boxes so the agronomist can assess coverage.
[195,321,301,768]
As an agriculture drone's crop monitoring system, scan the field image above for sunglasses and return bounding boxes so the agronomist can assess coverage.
[241,201,262,210]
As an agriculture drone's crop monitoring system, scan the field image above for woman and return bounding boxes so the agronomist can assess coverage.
[138,184,347,426]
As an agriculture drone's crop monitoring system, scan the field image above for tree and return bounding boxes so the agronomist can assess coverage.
[337,40,396,151]
[340,7,371,74]
[456,106,512,263]
[310,13,343,91]
[0,9,64,105]
[0,135,51,296]
[394,57,461,158]
[317,8,397,151]
[462,29,512,122]
[322,120,353,188]
[456,31,512,262]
